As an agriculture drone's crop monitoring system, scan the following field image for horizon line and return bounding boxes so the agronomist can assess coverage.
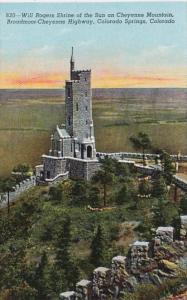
[0,87,186,89]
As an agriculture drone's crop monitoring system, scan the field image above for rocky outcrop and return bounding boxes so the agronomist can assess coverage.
[59,225,186,300]
[180,216,187,240]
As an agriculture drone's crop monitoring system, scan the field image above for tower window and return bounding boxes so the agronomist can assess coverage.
[68,116,71,126]
[85,77,87,81]
[87,146,92,158]
[67,87,71,97]
[76,103,78,111]
[85,106,88,111]
[85,92,87,96]
[86,120,88,125]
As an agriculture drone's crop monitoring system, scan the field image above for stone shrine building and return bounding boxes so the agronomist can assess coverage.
[36,48,99,183]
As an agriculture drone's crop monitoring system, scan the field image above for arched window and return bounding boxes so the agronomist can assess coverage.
[40,171,44,180]
[87,146,92,158]
[67,87,71,97]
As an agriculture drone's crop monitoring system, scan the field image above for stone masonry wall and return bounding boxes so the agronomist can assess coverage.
[0,176,36,208]
[97,152,187,162]
[67,158,100,180]
[67,158,88,180]
[59,225,186,300]
[43,156,67,179]
[173,175,187,191]
[63,138,74,157]
[86,160,101,180]
[65,81,74,136]
[72,71,92,141]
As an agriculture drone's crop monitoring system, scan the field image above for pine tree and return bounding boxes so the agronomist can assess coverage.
[88,186,100,207]
[160,150,175,184]
[138,180,151,196]
[71,180,89,206]
[130,132,152,166]
[152,175,167,198]
[92,158,115,206]
[152,197,168,227]
[7,282,37,300]
[90,225,107,267]
[34,251,49,300]
[116,183,130,205]
[49,185,63,203]
[1,177,16,214]
[56,216,71,270]
[55,216,79,289]
[152,196,179,228]
[48,265,67,297]
[180,194,187,214]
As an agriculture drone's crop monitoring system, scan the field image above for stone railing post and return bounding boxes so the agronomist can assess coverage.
[129,241,149,274]
[59,291,75,300]
[92,267,111,299]
[155,226,174,244]
[76,279,92,300]
[111,256,129,298]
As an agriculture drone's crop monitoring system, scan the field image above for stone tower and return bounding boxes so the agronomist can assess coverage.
[65,47,96,159]
[38,48,98,183]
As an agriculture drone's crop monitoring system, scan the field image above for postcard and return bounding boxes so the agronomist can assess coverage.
[0,1,187,300]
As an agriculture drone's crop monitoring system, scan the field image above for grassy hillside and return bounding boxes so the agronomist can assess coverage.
[0,158,186,300]
[0,88,187,177]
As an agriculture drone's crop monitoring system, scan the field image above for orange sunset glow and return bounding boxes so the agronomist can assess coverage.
[0,70,186,89]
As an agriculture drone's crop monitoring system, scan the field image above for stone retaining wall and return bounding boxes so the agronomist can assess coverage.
[65,158,100,181]
[97,152,187,162]
[59,225,186,300]
[38,153,187,192]
[0,176,36,208]
[173,175,187,191]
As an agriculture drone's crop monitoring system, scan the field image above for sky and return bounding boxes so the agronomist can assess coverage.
[0,2,187,88]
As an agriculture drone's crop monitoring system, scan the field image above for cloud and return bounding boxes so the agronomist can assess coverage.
[156,45,176,55]
[92,68,186,88]
[0,72,66,88]
[1,68,185,88]
[29,45,54,56]
[140,44,177,61]
[56,27,72,36]
[77,40,95,48]
[0,43,185,88]
[0,46,65,75]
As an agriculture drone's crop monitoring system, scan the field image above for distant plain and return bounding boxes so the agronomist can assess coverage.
[0,88,186,177]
